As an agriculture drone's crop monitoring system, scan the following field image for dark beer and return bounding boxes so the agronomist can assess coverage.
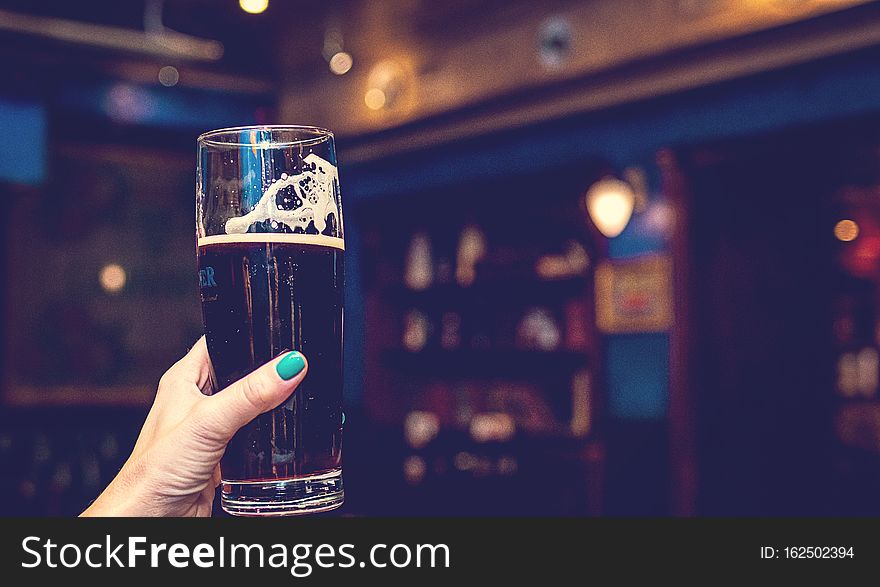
[198,239,344,482]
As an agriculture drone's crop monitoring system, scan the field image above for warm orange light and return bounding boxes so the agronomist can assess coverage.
[585,178,636,238]
[329,51,353,75]
[834,219,859,242]
[100,263,126,293]
[364,87,386,110]
[404,411,439,448]
[469,413,515,443]
[365,59,408,111]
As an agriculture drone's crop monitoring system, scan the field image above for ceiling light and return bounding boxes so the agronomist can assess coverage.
[329,51,353,75]
[239,0,268,15]
[364,88,386,110]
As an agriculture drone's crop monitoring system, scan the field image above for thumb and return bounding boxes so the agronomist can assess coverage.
[201,351,308,438]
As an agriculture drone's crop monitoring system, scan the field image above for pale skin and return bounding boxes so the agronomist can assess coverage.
[81,337,307,517]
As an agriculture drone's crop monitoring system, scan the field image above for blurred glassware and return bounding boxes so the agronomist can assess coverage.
[454,451,477,472]
[98,433,119,461]
[496,456,518,476]
[836,404,880,453]
[454,383,476,428]
[623,166,650,213]
[455,224,487,286]
[80,454,101,492]
[570,370,592,437]
[469,412,515,443]
[564,299,589,351]
[837,352,859,397]
[535,240,589,280]
[857,347,879,397]
[404,232,433,290]
[403,455,426,485]
[51,463,72,492]
[516,307,561,350]
[0,433,12,453]
[19,479,36,501]
[486,382,557,435]
[404,411,440,449]
[33,433,51,465]
[440,311,462,350]
[403,309,430,352]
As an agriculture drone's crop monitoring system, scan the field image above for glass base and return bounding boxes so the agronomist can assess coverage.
[221,469,344,517]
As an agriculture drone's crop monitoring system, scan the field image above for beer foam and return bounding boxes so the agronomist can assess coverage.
[225,153,341,237]
[198,233,345,250]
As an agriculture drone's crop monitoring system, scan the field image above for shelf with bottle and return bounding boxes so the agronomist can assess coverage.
[394,297,594,362]
[831,271,879,400]
[401,406,593,461]
[395,428,605,515]
[833,346,879,401]
[398,225,593,299]
[387,274,589,307]
[396,408,602,511]
[392,361,594,443]
[383,348,588,378]
[835,400,880,455]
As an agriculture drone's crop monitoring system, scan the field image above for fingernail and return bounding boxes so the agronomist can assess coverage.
[276,351,306,381]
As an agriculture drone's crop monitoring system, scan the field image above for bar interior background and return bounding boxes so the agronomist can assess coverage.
[1,0,880,516]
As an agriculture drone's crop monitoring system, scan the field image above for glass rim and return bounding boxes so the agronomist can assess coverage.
[197,125,334,148]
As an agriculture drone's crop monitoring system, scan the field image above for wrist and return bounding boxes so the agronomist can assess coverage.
[80,460,150,517]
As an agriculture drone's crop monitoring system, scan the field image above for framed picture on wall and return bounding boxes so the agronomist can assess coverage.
[594,254,673,334]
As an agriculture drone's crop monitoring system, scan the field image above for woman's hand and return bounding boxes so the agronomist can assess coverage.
[81,337,307,517]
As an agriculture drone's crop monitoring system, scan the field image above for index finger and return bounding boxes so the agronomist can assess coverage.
[166,336,212,390]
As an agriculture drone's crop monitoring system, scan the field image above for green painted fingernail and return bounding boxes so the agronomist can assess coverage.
[276,351,306,381]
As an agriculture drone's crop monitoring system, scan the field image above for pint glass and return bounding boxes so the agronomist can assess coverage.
[196,126,344,516]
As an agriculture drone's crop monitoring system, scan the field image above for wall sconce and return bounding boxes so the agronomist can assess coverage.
[585,177,636,238]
